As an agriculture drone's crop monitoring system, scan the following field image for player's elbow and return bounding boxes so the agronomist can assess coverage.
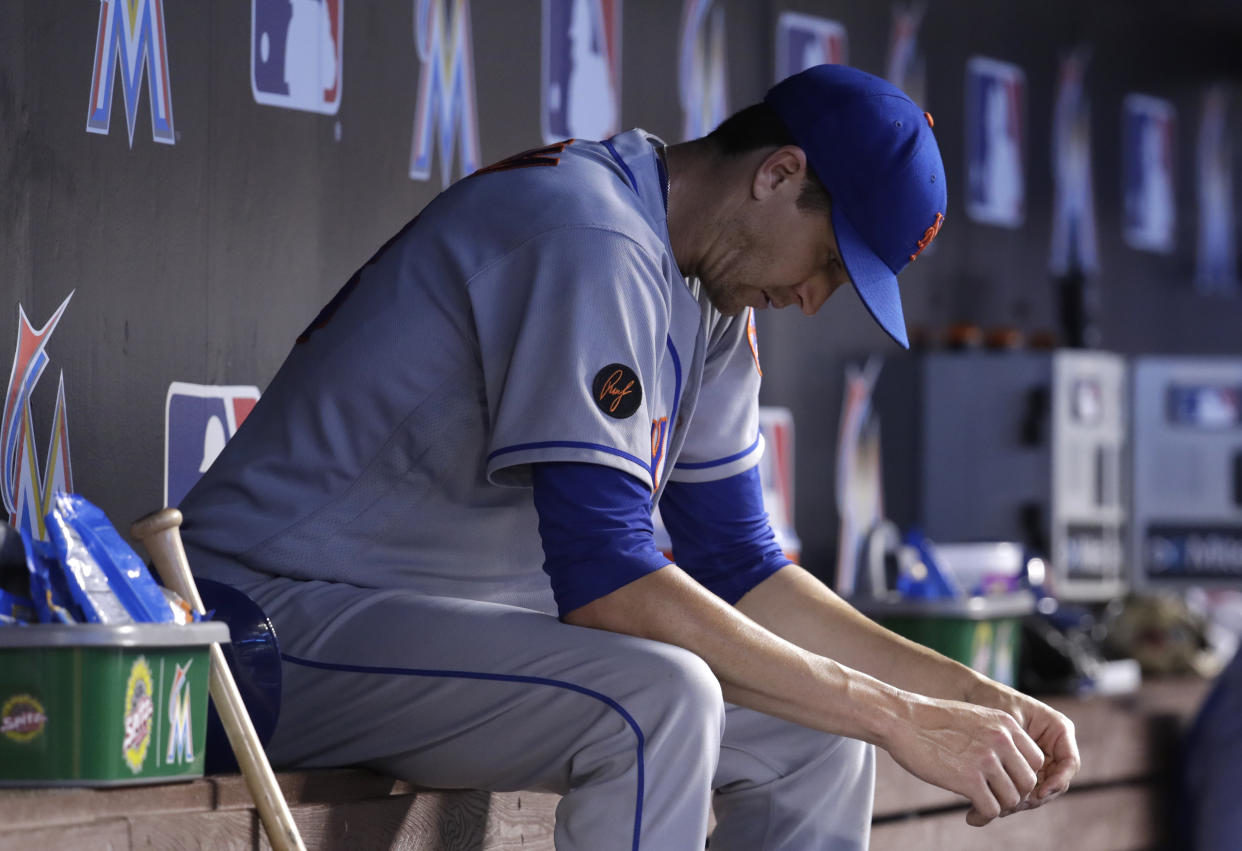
[561,569,672,640]
[562,589,642,635]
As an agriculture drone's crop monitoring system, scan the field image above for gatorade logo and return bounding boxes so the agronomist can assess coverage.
[592,364,642,419]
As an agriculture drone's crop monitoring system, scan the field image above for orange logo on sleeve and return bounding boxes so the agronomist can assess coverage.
[650,417,669,489]
[909,212,944,262]
[746,308,762,376]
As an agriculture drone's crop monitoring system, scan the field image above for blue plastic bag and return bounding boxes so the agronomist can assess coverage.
[45,493,173,623]
[0,588,34,624]
[22,530,80,623]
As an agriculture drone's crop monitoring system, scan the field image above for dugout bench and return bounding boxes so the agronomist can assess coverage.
[0,675,1208,850]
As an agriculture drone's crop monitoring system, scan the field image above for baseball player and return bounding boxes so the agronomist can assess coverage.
[179,65,1079,850]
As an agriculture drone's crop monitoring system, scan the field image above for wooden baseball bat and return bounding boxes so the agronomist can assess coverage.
[131,508,306,851]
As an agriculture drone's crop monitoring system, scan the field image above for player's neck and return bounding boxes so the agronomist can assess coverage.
[663,141,757,281]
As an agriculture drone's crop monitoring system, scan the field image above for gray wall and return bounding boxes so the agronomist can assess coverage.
[1,1,1239,582]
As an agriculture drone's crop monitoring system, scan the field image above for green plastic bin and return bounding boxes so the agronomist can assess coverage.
[0,622,228,787]
[856,593,1035,687]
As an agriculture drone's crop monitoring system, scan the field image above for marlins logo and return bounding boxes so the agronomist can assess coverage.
[1050,47,1100,276]
[774,12,846,82]
[678,0,727,141]
[542,0,622,144]
[965,57,1026,228]
[166,661,194,765]
[1122,94,1177,254]
[410,0,481,186]
[1,295,73,541]
[757,407,798,560]
[251,0,344,114]
[885,2,926,111]
[86,0,175,147]
[165,382,260,508]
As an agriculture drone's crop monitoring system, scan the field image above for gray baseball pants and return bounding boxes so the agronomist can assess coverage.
[238,575,875,850]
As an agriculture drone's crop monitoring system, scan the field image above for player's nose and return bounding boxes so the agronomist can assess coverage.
[795,279,828,316]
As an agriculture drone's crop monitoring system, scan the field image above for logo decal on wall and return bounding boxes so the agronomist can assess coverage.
[542,0,621,143]
[87,0,176,146]
[1122,94,1177,254]
[1050,47,1100,276]
[885,2,926,110]
[1195,86,1236,294]
[1,294,74,541]
[757,407,796,552]
[966,57,1026,228]
[774,12,846,82]
[165,382,260,508]
[834,358,883,598]
[678,0,727,140]
[410,0,481,186]
[251,0,344,114]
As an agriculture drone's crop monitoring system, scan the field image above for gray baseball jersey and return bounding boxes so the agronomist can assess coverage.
[180,129,763,615]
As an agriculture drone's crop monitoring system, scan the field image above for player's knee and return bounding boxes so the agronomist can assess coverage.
[640,642,725,734]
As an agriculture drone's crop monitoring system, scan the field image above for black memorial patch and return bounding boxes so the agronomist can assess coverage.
[592,364,642,419]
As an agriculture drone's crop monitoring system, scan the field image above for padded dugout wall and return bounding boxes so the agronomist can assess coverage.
[0,0,1238,580]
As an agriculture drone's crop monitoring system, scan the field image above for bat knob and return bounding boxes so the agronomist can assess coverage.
[131,507,184,541]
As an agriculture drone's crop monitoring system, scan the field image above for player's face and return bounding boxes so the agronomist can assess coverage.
[699,187,853,317]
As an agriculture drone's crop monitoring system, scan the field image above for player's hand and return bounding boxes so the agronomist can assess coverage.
[966,684,1081,818]
[882,696,1045,827]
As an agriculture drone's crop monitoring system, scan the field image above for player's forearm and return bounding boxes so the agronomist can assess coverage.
[735,564,990,703]
[562,564,915,746]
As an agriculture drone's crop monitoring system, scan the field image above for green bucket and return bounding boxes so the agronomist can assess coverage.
[856,594,1035,687]
[0,622,228,786]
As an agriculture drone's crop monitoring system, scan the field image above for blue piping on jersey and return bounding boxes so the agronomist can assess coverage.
[673,433,762,470]
[602,139,640,195]
[654,150,670,213]
[281,653,646,851]
[490,440,649,473]
[660,336,682,485]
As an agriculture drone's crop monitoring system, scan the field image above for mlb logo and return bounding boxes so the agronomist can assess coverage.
[251,0,344,114]
[542,0,621,143]
[1123,94,1177,254]
[774,12,847,81]
[966,57,1026,228]
[165,382,260,508]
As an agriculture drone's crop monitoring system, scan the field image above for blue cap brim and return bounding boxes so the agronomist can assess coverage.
[832,204,910,349]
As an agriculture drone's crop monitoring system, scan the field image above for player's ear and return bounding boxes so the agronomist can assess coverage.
[752,145,808,201]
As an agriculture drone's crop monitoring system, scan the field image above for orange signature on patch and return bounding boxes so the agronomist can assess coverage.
[599,370,635,413]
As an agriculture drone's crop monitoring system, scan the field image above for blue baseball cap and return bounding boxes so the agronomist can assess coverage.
[764,65,947,348]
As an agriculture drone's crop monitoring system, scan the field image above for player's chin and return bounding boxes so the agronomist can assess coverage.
[706,286,762,316]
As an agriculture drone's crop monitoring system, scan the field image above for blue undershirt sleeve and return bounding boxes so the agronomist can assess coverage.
[658,466,791,604]
[531,462,673,618]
